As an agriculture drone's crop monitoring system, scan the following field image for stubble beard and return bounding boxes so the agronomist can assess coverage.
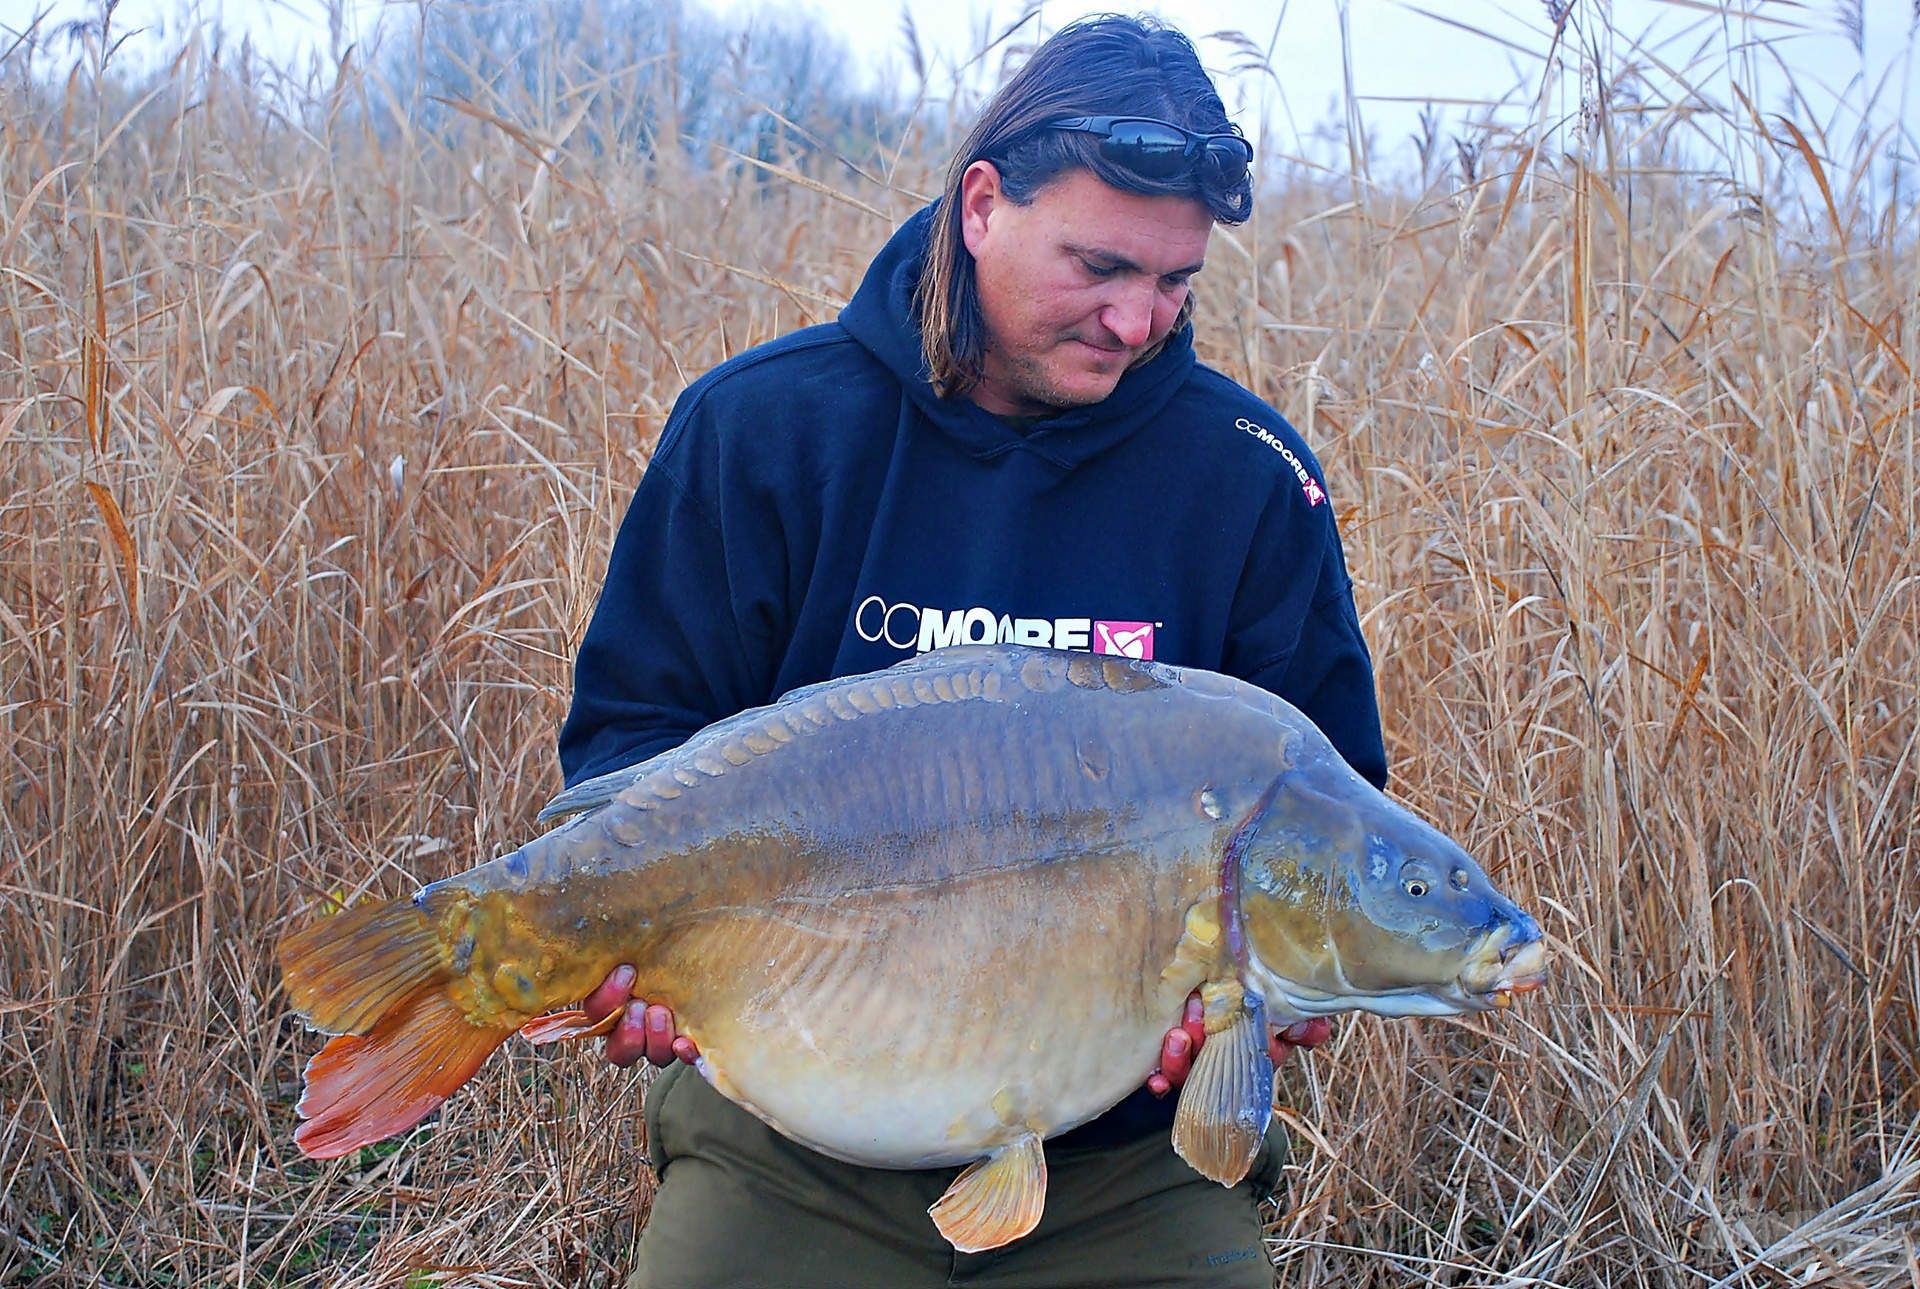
[989,341,1126,415]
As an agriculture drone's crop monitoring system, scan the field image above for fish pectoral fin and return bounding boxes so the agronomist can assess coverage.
[518,1007,623,1045]
[1170,982,1274,1186]
[1162,897,1223,982]
[928,1133,1047,1253]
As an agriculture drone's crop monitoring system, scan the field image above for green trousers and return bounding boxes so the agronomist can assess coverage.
[626,1064,1287,1289]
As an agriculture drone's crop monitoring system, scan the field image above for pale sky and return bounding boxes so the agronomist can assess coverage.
[18,0,1920,179]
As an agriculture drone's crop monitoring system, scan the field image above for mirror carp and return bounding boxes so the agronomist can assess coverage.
[280,644,1546,1251]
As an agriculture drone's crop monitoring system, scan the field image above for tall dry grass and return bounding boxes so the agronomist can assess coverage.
[1,3,1915,1286]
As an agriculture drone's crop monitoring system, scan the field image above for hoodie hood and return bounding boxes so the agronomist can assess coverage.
[838,202,1199,471]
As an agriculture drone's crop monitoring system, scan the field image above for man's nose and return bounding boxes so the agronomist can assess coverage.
[1100,282,1157,348]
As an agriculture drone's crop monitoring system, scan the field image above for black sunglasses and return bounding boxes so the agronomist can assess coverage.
[1044,115,1253,186]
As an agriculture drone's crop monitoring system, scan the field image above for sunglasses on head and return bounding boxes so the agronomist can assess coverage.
[1044,115,1253,186]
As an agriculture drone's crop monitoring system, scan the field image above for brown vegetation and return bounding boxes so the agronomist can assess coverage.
[1,3,1915,1285]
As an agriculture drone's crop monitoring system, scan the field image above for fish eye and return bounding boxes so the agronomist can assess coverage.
[1403,876,1431,898]
[1449,868,1470,890]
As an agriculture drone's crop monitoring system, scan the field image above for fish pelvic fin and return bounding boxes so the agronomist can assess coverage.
[929,1132,1047,1253]
[1170,981,1273,1186]
[280,894,450,1037]
[519,1007,622,1045]
[293,984,513,1160]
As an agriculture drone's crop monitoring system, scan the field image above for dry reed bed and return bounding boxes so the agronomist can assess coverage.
[1,19,1916,1289]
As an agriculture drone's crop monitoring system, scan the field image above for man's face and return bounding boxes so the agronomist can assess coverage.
[959,164,1213,417]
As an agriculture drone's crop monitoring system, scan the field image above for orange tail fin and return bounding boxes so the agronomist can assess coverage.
[294,984,513,1159]
[280,895,450,1036]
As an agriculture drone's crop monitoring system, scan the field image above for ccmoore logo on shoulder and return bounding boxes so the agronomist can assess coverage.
[1235,416,1326,506]
[855,597,1156,660]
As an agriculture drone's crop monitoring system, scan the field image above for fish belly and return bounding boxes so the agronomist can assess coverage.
[669,852,1214,1169]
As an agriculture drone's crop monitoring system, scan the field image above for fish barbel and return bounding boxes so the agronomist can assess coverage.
[280,645,1546,1251]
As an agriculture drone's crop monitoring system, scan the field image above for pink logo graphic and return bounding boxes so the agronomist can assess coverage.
[1093,621,1156,660]
[1301,477,1325,506]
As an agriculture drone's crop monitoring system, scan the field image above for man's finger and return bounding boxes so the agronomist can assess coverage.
[582,964,636,1022]
[642,1003,678,1067]
[605,1000,650,1068]
[1147,990,1210,1096]
[1158,1026,1193,1084]
[671,1035,701,1065]
[1270,1017,1334,1067]
[1181,991,1206,1053]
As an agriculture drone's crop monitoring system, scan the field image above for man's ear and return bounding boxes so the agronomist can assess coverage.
[958,160,1004,256]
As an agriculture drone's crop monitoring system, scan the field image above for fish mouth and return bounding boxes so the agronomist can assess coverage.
[1245,923,1550,1021]
[1462,930,1549,1012]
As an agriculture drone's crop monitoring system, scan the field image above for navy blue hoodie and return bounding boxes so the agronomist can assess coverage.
[562,204,1386,788]
[558,203,1388,1144]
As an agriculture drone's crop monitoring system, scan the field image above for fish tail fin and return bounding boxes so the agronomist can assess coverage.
[293,984,513,1159]
[280,894,450,1036]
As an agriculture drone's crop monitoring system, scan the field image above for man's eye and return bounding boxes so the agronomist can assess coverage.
[1081,259,1117,278]
[1162,275,1192,290]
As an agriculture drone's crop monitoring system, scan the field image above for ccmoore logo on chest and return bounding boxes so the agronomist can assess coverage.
[1235,416,1326,506]
[855,597,1156,659]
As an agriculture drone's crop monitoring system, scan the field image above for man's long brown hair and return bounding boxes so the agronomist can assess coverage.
[913,16,1253,400]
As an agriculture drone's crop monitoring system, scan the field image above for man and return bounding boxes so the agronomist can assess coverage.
[560,16,1386,1287]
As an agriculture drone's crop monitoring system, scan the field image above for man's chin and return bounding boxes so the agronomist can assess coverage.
[1026,369,1125,411]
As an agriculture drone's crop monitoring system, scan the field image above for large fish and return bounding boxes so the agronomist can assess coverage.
[280,645,1545,1251]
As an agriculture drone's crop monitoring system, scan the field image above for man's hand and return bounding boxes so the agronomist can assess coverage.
[1146,990,1332,1097]
[582,964,700,1069]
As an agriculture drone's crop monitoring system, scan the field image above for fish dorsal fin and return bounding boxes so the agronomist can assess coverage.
[537,649,1098,824]
[928,1132,1047,1252]
[538,667,994,824]
[1170,980,1273,1185]
[537,760,650,822]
